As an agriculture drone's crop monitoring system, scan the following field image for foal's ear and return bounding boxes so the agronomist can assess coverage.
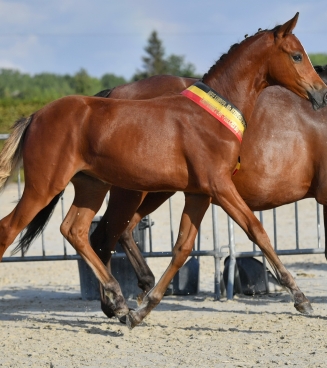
[276,12,299,38]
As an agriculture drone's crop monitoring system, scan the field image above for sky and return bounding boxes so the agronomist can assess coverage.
[0,0,326,80]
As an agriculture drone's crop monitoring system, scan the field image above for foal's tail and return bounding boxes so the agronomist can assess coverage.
[0,115,64,255]
[0,115,33,192]
[11,191,64,255]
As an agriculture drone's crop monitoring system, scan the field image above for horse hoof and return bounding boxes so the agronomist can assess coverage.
[125,310,141,330]
[119,315,127,324]
[101,302,116,319]
[118,308,135,325]
[294,300,314,315]
[114,307,130,319]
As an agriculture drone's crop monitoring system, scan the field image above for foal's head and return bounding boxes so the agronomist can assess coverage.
[261,12,327,110]
[203,13,327,111]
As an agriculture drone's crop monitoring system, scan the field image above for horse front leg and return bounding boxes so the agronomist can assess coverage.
[62,175,130,319]
[90,187,148,318]
[92,188,173,317]
[212,176,312,315]
[126,193,211,330]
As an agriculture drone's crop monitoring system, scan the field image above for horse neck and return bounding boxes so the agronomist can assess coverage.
[202,34,272,122]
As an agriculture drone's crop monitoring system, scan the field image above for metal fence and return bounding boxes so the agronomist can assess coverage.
[1,135,325,300]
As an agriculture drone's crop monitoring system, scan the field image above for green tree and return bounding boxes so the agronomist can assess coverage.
[0,68,127,132]
[101,73,127,89]
[132,31,199,81]
[309,53,327,67]
[133,31,166,80]
[165,55,200,78]
[70,68,102,95]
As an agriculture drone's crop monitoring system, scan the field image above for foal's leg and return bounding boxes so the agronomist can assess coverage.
[117,190,174,302]
[61,174,137,318]
[91,188,173,318]
[211,176,312,314]
[90,187,148,267]
[90,187,150,318]
[126,193,211,329]
[0,186,62,260]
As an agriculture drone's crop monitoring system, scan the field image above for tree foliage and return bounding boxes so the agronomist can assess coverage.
[0,68,128,132]
[133,31,200,80]
[0,29,203,132]
[0,68,127,104]
[309,53,327,67]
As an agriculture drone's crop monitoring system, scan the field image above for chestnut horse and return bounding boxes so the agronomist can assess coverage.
[90,67,327,320]
[1,14,327,329]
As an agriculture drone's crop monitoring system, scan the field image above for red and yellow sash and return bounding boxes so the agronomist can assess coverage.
[181,81,247,142]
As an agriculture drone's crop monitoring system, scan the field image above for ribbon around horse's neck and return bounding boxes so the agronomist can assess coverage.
[181,81,247,142]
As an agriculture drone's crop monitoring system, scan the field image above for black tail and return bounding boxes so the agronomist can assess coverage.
[11,191,64,255]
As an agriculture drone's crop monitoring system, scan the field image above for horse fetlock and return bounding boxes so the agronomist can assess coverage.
[136,291,146,306]
[103,286,129,316]
[275,270,294,289]
[112,295,129,318]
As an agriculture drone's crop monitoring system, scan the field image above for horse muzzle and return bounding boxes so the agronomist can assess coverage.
[308,90,327,111]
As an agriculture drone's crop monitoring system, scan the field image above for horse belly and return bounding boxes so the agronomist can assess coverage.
[86,154,189,191]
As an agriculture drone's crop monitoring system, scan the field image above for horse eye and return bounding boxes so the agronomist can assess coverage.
[292,54,302,62]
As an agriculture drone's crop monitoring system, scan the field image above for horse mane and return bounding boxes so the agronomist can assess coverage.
[202,24,284,81]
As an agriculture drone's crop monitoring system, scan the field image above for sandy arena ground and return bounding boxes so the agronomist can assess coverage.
[1,183,327,367]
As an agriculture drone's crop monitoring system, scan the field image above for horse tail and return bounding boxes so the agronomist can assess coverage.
[0,115,33,192]
[11,190,64,255]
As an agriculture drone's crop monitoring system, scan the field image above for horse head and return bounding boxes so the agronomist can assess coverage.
[267,13,327,110]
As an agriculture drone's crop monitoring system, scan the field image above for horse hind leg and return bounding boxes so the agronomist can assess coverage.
[118,191,174,304]
[212,176,312,315]
[90,187,149,319]
[0,187,61,260]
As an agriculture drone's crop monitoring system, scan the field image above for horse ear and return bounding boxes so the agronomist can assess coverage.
[276,12,299,38]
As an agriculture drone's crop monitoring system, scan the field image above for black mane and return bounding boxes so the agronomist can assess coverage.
[202,24,283,81]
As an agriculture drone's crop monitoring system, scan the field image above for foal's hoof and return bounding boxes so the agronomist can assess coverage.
[114,307,130,320]
[101,301,115,319]
[294,300,314,315]
[125,310,142,330]
[118,308,135,325]
[101,301,130,320]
